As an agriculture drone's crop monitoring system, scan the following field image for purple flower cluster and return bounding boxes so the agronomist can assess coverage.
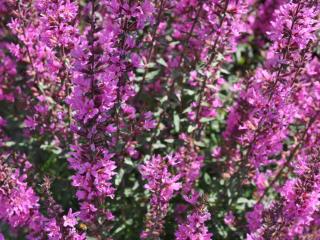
[139,154,181,238]
[1,0,320,239]
[175,205,212,240]
[0,153,85,239]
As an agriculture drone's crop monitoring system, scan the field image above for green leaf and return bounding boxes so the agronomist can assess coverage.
[157,58,167,67]
[204,173,211,184]
[124,158,134,166]
[164,138,174,143]
[4,141,15,147]
[200,117,213,123]
[152,141,166,149]
[146,69,160,80]
[194,141,205,147]
[136,68,145,74]
[146,62,156,68]
[187,125,196,133]
[173,112,180,132]
[115,168,125,186]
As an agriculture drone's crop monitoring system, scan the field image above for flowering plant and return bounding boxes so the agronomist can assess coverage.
[0,0,319,239]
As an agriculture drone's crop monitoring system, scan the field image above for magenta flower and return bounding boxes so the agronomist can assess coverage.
[176,206,212,240]
[140,154,182,238]
[63,209,79,228]
[1,0,320,239]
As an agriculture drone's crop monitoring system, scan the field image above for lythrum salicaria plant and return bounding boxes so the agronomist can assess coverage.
[0,0,319,239]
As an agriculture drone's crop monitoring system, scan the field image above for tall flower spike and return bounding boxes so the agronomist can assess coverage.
[175,201,212,240]
[68,0,117,228]
[224,1,319,181]
[0,152,85,240]
[68,0,155,232]
[140,155,181,239]
[247,52,320,240]
[7,0,79,148]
